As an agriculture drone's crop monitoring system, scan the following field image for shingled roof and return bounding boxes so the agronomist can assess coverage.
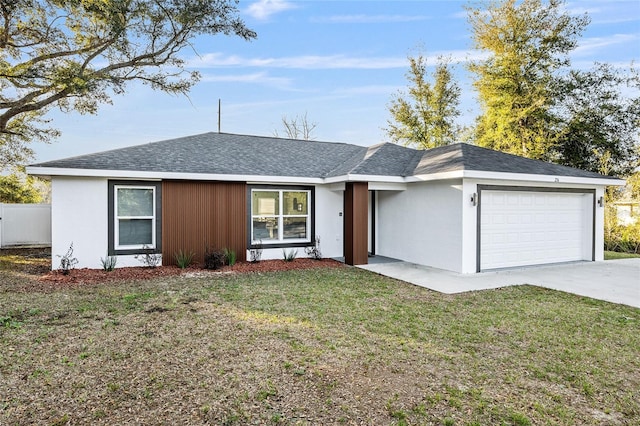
[30,132,618,181]
[411,143,615,180]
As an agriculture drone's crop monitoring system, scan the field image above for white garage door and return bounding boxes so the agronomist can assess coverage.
[480,190,593,270]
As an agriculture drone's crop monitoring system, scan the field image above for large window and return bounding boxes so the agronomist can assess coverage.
[109,181,161,254]
[251,188,312,245]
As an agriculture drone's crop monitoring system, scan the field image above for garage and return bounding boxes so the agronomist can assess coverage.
[478,186,595,271]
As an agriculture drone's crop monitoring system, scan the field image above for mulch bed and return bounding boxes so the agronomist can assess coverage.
[37,258,344,289]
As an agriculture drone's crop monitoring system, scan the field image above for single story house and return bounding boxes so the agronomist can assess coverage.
[26,132,624,273]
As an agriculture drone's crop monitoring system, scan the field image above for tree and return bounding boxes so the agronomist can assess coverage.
[386,55,460,150]
[466,0,589,159]
[552,63,640,177]
[0,0,256,169]
[0,167,43,203]
[273,112,318,140]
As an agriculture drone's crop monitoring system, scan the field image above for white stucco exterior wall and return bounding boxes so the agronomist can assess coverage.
[51,177,108,269]
[377,180,464,273]
[51,177,158,269]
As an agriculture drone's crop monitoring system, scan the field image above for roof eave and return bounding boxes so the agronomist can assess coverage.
[461,170,625,186]
[25,166,325,184]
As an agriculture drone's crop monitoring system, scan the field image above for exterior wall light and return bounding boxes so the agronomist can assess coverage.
[597,196,604,207]
[471,193,478,206]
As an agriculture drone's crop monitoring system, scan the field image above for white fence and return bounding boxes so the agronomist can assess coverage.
[0,203,51,248]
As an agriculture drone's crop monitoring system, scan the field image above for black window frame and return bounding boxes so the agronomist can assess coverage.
[247,185,315,249]
[108,180,162,256]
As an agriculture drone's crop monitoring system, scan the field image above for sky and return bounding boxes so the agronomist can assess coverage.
[32,0,640,163]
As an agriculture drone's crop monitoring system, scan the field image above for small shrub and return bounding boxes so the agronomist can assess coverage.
[100,254,117,272]
[134,245,161,268]
[57,242,79,275]
[204,247,225,270]
[223,247,237,266]
[304,235,322,260]
[249,240,263,263]
[282,248,297,262]
[174,249,195,269]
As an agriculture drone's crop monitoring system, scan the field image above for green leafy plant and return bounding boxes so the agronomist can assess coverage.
[223,248,237,266]
[204,247,225,270]
[100,254,117,272]
[282,249,297,262]
[135,245,161,268]
[57,242,78,275]
[174,250,196,269]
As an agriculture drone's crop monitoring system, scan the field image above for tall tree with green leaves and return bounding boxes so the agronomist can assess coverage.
[0,0,256,169]
[466,0,589,159]
[0,167,43,203]
[552,63,640,177]
[386,55,461,150]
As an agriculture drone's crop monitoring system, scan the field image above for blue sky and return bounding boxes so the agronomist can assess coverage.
[34,0,639,163]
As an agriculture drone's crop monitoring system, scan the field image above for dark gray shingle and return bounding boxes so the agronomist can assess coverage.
[31,133,618,181]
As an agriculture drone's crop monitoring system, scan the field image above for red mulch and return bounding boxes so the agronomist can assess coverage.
[37,258,344,288]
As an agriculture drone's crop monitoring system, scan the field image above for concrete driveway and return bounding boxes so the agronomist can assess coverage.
[359,258,640,309]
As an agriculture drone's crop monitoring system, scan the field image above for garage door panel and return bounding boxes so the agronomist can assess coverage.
[480,190,592,270]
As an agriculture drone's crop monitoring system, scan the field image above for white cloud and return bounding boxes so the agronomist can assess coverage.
[573,33,640,57]
[189,50,488,71]
[190,53,407,69]
[314,14,430,24]
[245,0,297,21]
[199,71,293,89]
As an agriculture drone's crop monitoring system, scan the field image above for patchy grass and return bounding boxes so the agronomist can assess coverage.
[605,250,640,260]
[1,252,639,425]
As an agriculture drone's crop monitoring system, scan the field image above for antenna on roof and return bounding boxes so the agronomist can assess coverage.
[217,99,221,133]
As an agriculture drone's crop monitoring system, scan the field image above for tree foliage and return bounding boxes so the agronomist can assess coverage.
[0,167,43,203]
[274,112,318,140]
[467,0,589,159]
[552,63,640,176]
[386,55,461,150]
[0,0,256,168]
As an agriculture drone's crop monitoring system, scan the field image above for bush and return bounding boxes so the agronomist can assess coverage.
[604,205,640,254]
[57,242,78,275]
[282,249,297,262]
[223,247,237,266]
[134,245,161,268]
[174,249,195,269]
[304,235,322,260]
[605,221,640,254]
[100,254,117,272]
[204,247,226,270]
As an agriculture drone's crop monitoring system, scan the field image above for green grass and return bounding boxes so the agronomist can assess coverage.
[605,250,640,260]
[1,256,639,424]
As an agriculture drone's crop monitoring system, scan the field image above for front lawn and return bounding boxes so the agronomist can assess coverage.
[605,250,640,260]
[1,256,638,424]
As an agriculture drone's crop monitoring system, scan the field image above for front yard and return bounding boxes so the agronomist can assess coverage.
[1,250,639,425]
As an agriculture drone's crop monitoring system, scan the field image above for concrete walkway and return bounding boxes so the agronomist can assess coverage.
[358,258,640,309]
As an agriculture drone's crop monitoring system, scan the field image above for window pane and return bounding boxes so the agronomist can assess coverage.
[118,219,153,246]
[283,217,307,239]
[118,188,153,216]
[252,191,279,215]
[252,217,279,241]
[283,191,308,215]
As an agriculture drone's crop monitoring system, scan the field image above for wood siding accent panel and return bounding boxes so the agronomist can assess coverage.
[344,182,369,265]
[162,181,247,266]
